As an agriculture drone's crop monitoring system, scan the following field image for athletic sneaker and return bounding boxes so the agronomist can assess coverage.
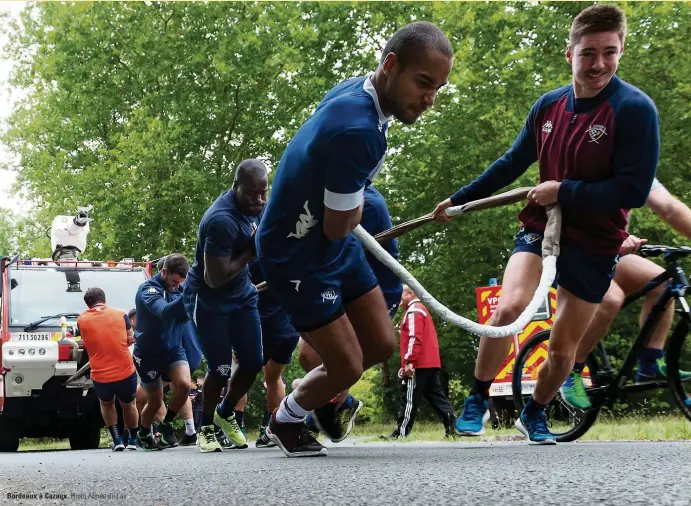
[312,402,343,442]
[216,427,247,449]
[266,411,327,458]
[332,397,363,443]
[111,437,125,452]
[636,358,691,383]
[213,410,247,447]
[136,430,162,451]
[125,437,138,450]
[255,426,276,448]
[515,407,556,445]
[455,394,490,436]
[197,425,222,453]
[560,371,592,409]
[158,422,179,449]
[180,432,198,447]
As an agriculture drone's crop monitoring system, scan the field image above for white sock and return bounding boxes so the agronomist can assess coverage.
[184,418,196,436]
[276,394,309,424]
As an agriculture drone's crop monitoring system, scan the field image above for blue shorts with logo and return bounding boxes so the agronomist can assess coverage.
[259,240,379,332]
[260,309,299,365]
[184,290,263,377]
[92,372,138,403]
[512,228,618,304]
[132,346,188,391]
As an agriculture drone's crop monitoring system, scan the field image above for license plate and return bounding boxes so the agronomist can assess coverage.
[10,332,52,342]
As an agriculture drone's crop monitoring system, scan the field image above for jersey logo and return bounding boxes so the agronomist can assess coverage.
[147,370,158,379]
[541,120,553,134]
[521,232,542,245]
[217,364,231,376]
[133,355,141,366]
[321,289,338,304]
[288,201,318,240]
[147,287,158,294]
[290,280,301,292]
[587,124,607,144]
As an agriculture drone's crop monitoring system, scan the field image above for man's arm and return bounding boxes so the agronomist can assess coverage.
[433,104,539,220]
[323,130,382,241]
[203,216,254,289]
[558,98,660,211]
[141,286,186,320]
[646,185,691,239]
[123,314,134,345]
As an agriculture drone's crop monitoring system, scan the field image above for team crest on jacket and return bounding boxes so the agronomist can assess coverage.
[587,124,607,144]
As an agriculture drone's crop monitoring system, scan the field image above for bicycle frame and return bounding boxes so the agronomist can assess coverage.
[592,256,691,403]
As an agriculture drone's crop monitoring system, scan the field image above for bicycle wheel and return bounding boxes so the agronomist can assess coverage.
[512,329,601,442]
[665,317,691,421]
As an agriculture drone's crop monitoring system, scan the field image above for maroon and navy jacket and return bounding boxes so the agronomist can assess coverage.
[450,76,660,256]
[400,299,441,369]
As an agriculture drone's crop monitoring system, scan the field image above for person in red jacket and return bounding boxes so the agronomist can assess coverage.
[388,285,455,438]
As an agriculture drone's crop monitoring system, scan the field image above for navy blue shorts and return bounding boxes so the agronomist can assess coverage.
[191,294,263,377]
[260,309,299,366]
[259,240,379,332]
[512,228,618,304]
[132,346,188,391]
[92,372,138,403]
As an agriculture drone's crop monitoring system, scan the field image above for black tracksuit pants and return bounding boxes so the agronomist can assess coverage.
[396,368,455,436]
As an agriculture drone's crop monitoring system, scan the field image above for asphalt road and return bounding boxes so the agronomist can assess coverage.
[0,439,689,505]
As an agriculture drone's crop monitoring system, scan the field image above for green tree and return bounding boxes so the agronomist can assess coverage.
[3,2,690,419]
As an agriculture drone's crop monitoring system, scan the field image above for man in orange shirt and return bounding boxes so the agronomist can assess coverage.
[78,287,138,451]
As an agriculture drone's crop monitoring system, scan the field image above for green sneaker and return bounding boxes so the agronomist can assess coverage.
[636,357,691,383]
[559,371,591,409]
[197,425,222,453]
[213,410,247,447]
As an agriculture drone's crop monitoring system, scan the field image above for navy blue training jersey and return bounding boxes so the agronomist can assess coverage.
[257,75,389,270]
[186,190,260,307]
[361,185,403,305]
[450,75,659,255]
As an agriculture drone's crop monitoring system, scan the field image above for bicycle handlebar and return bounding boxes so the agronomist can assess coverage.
[639,244,691,259]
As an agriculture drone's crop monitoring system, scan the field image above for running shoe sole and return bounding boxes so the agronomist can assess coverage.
[331,400,363,443]
[454,410,490,436]
[514,418,556,445]
[265,426,328,458]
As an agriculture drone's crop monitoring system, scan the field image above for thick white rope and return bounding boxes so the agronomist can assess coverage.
[353,204,561,338]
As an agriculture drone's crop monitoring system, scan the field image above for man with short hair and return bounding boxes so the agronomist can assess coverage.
[147,256,202,446]
[133,253,192,450]
[183,159,268,453]
[258,21,454,457]
[562,178,691,408]
[78,288,138,451]
[434,4,659,444]
[297,184,403,442]
[387,285,455,438]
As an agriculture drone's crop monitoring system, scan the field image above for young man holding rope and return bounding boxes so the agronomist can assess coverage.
[257,22,454,457]
[562,179,691,408]
[297,184,404,442]
[434,4,659,443]
[183,159,268,453]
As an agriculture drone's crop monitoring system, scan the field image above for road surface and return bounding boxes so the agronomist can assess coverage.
[0,440,689,505]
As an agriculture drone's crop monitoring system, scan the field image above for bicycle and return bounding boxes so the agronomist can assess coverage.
[511,244,691,442]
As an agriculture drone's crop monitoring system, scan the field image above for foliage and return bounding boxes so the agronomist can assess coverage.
[2,2,691,420]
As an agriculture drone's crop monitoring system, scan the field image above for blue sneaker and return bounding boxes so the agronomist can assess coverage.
[111,437,125,452]
[515,408,556,445]
[455,394,490,436]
